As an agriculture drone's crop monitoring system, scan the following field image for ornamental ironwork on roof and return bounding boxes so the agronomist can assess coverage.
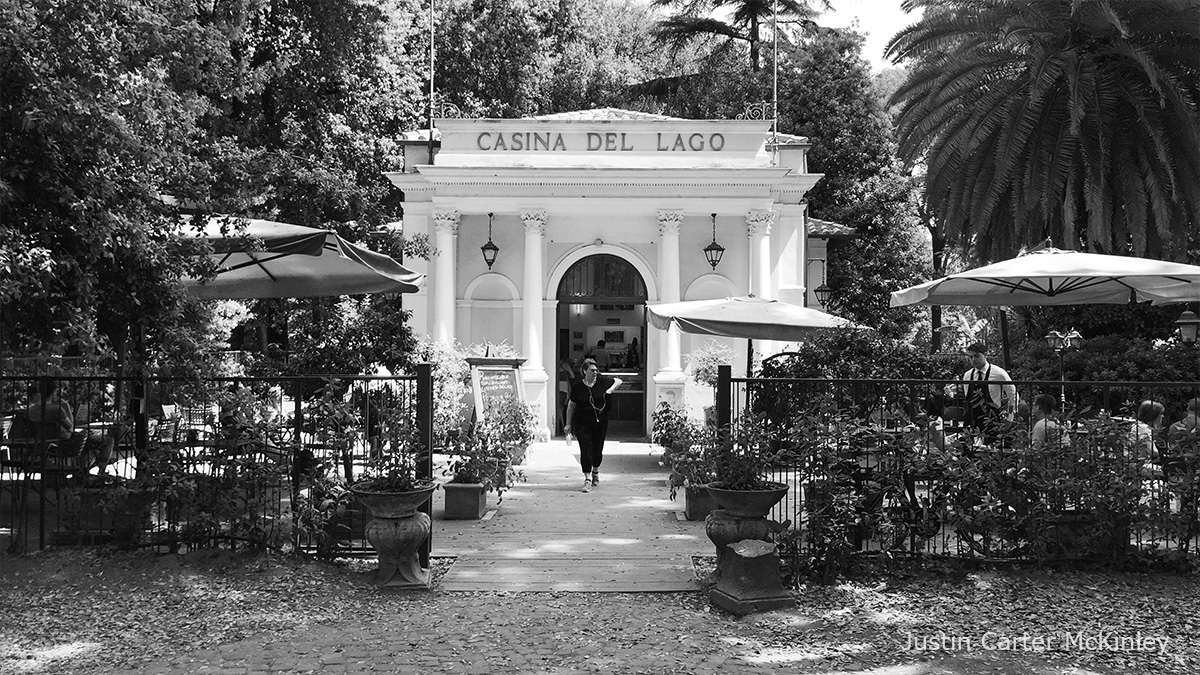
[808,217,858,238]
[526,107,684,121]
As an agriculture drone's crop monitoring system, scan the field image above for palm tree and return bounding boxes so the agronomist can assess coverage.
[651,0,825,72]
[887,0,1200,261]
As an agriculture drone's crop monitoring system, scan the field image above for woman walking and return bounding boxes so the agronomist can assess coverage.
[564,358,622,493]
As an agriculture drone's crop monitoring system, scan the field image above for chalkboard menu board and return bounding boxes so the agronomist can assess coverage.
[470,362,526,421]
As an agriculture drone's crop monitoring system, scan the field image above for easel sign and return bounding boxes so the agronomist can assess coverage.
[467,356,526,422]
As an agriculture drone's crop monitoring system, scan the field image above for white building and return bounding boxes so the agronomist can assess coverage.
[385,108,851,436]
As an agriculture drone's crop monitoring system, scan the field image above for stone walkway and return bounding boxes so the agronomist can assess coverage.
[432,438,708,592]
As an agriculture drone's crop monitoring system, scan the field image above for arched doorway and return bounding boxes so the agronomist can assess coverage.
[554,254,648,438]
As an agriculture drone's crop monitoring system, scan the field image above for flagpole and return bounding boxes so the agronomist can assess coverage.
[427,0,435,160]
[772,0,779,159]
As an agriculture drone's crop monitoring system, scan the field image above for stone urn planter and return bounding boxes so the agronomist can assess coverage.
[704,481,794,615]
[350,481,437,588]
[706,482,789,518]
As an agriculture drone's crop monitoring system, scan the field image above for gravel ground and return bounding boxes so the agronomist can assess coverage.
[1,548,1197,674]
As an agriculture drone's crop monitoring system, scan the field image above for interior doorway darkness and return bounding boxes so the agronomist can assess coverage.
[554,255,648,438]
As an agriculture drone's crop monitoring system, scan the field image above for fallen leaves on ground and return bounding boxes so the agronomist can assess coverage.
[0,548,1196,674]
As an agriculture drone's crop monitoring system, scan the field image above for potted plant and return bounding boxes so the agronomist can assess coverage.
[475,395,536,467]
[441,430,522,520]
[656,409,716,521]
[349,422,437,588]
[705,413,790,517]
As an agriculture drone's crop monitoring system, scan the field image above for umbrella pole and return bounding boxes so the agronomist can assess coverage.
[999,310,1011,368]
[747,339,754,377]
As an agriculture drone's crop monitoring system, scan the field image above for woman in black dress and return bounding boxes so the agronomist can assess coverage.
[563,358,623,492]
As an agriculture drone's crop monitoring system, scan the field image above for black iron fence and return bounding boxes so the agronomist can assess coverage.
[715,366,1200,568]
[1,369,433,554]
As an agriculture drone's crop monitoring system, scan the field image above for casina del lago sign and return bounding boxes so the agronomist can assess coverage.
[432,118,775,164]
[475,131,728,152]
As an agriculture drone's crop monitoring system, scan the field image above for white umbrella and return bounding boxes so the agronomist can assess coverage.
[648,295,862,341]
[891,247,1200,308]
[185,217,424,299]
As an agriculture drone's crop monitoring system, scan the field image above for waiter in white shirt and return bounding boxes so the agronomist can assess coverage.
[960,342,1018,445]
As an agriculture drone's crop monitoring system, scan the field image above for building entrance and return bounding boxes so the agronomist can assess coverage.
[554,254,647,437]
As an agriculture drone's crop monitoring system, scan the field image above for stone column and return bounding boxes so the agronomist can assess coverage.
[653,210,686,408]
[431,210,460,344]
[775,202,807,306]
[520,210,550,435]
[746,210,775,300]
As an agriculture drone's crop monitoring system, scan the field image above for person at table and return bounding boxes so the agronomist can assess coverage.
[589,339,611,369]
[26,379,75,439]
[25,379,112,470]
[1128,400,1164,477]
[563,358,622,493]
[958,342,1018,445]
[1029,394,1065,451]
[1163,397,1199,476]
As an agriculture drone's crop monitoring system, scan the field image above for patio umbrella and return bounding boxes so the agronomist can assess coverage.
[184,217,424,299]
[647,295,862,341]
[890,247,1200,308]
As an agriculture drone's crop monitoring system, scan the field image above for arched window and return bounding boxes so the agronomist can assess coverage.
[556,255,647,303]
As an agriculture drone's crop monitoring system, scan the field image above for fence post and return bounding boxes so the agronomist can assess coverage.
[717,364,732,431]
[416,362,434,568]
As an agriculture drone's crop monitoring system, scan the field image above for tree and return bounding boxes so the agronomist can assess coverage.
[887,0,1200,262]
[824,171,928,339]
[771,25,925,338]
[434,0,663,117]
[776,24,894,212]
[1,0,427,373]
[0,0,212,362]
[651,0,825,73]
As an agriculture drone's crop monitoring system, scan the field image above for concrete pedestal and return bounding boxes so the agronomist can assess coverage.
[708,539,795,616]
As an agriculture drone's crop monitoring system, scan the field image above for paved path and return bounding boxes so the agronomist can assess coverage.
[431,438,709,592]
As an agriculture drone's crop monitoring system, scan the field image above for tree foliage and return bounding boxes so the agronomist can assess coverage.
[777,24,895,212]
[2,0,427,371]
[434,0,662,117]
[650,0,826,72]
[887,0,1200,262]
[0,0,211,359]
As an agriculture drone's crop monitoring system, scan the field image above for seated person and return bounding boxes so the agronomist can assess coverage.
[24,379,113,470]
[1163,397,1199,476]
[1128,400,1164,462]
[25,379,75,441]
[1030,394,1065,451]
[1167,397,1199,449]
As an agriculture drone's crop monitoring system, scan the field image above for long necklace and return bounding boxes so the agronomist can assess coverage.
[585,377,606,421]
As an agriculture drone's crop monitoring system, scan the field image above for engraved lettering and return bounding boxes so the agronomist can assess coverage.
[689,133,705,151]
[587,132,603,151]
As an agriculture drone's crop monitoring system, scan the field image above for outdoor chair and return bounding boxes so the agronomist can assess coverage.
[1,412,90,552]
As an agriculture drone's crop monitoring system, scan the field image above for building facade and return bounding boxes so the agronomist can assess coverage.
[386,108,843,435]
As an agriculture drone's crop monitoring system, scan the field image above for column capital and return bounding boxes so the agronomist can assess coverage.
[746,209,776,236]
[657,210,683,236]
[520,210,546,235]
[432,210,460,235]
